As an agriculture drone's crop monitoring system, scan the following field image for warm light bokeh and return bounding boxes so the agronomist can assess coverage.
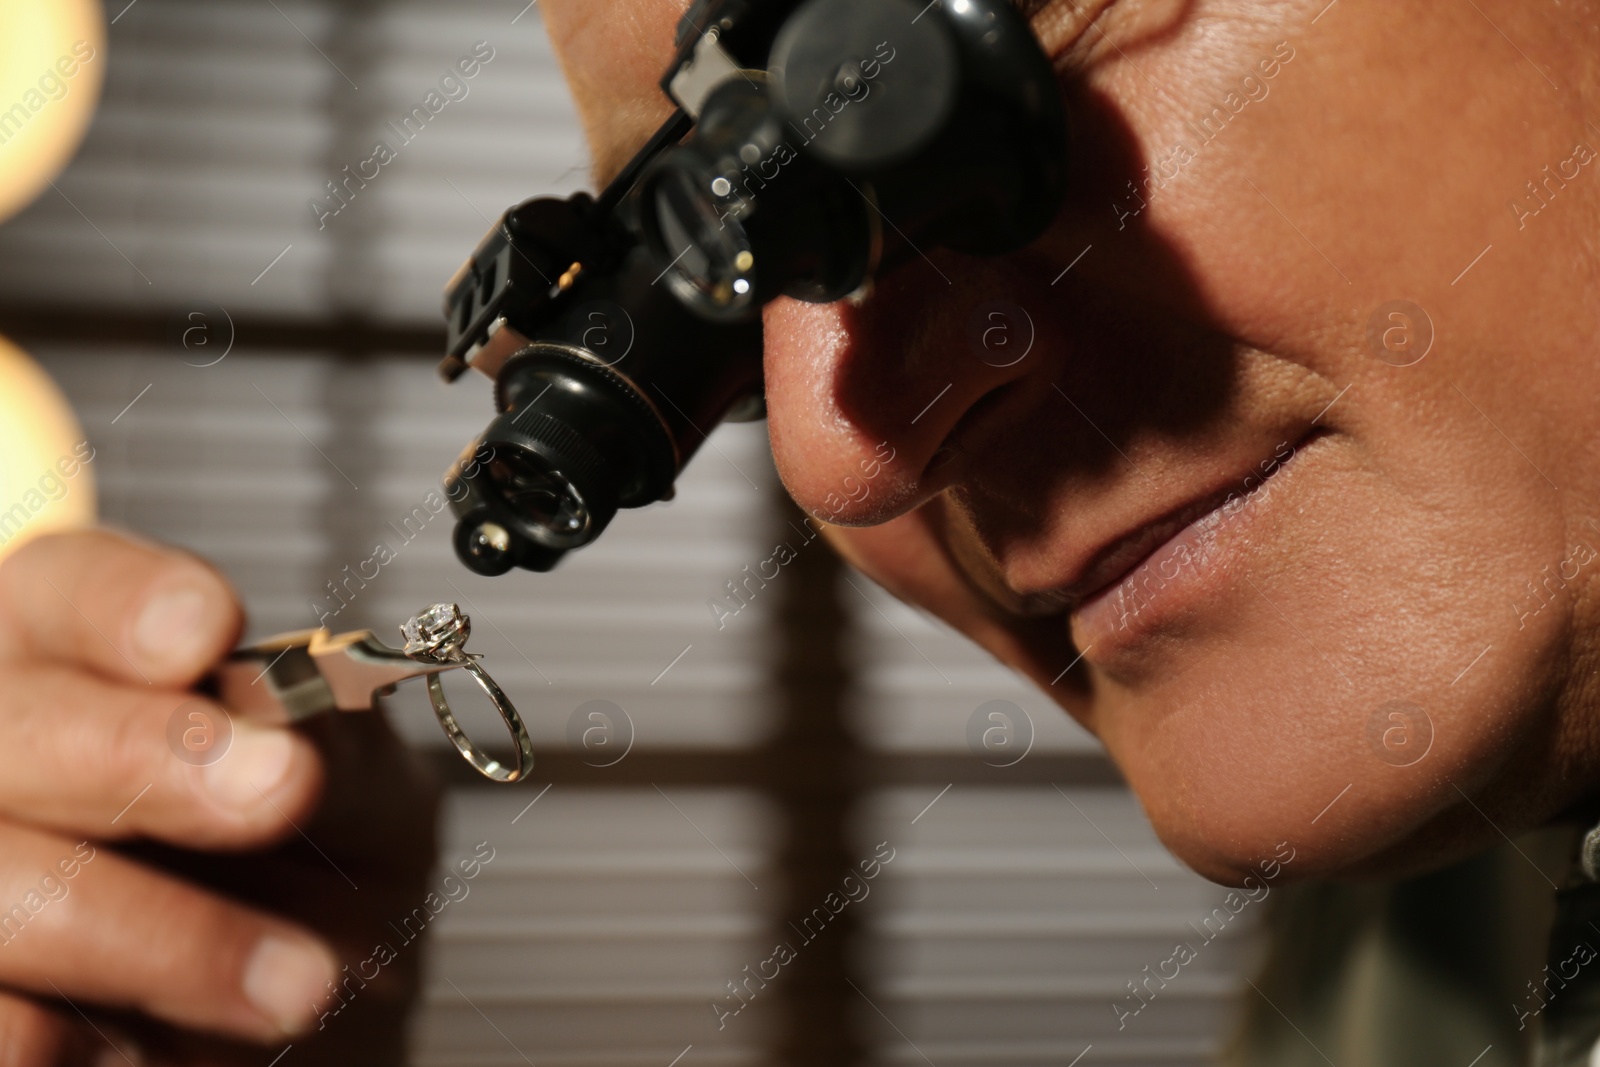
[0,0,106,223]
[0,336,96,562]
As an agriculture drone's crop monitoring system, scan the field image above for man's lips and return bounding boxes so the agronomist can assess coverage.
[1015,429,1320,614]
[1060,485,1252,606]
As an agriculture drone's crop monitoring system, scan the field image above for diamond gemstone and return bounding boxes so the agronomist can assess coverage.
[402,602,470,658]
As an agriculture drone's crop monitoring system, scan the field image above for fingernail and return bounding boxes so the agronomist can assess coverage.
[204,726,295,810]
[134,585,210,669]
[243,935,339,1036]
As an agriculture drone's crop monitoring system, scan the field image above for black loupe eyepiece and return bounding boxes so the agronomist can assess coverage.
[446,341,679,574]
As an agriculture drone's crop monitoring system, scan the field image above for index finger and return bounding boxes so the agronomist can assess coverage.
[0,528,244,689]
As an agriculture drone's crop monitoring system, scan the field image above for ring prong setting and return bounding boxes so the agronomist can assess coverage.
[402,602,471,660]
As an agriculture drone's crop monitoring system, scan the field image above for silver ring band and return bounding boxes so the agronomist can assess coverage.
[425,659,535,783]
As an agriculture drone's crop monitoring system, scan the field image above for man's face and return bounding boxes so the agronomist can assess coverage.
[542,0,1600,884]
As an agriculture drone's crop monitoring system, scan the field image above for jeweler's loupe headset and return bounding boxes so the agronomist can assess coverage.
[437,0,1067,576]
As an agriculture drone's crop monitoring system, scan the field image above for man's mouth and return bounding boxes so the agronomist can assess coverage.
[1048,427,1325,615]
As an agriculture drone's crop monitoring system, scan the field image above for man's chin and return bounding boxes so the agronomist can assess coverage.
[1133,768,1567,888]
[1101,712,1473,888]
[1141,815,1421,890]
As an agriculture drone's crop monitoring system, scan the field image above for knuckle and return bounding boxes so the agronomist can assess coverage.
[7,529,123,594]
[121,689,314,847]
[98,691,181,818]
[132,890,279,1029]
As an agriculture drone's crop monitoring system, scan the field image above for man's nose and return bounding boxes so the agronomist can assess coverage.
[761,262,1043,528]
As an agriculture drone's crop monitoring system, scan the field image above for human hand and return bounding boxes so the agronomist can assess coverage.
[0,529,439,1065]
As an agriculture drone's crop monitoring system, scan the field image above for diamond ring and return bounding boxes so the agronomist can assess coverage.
[402,603,534,783]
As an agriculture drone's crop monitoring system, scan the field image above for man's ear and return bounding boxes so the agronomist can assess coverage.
[540,0,683,185]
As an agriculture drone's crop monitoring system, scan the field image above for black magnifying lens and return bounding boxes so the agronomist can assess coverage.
[483,449,594,548]
[645,164,761,319]
[635,77,874,322]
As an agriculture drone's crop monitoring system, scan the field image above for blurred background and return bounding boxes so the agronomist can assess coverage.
[0,1,1263,1063]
